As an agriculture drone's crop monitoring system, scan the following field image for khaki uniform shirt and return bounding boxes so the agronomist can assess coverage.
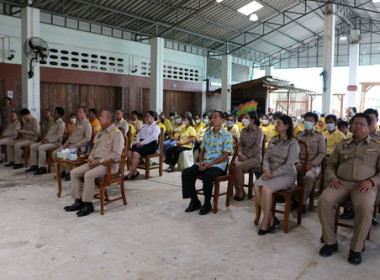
[239,126,263,162]
[1,119,21,140]
[44,118,65,145]
[67,118,92,149]
[370,130,380,141]
[326,136,380,185]
[114,119,129,134]
[42,117,54,138]
[89,124,124,164]
[21,116,38,141]
[296,129,326,166]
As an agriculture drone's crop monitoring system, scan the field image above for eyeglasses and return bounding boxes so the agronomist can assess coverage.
[351,122,368,127]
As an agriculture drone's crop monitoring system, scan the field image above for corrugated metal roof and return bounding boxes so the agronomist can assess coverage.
[2,0,380,66]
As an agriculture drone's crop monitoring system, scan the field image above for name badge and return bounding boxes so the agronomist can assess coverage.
[342,143,351,150]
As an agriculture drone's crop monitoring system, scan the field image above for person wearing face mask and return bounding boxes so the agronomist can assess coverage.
[165,113,196,172]
[260,114,277,147]
[193,113,210,160]
[323,114,346,155]
[224,114,240,139]
[232,111,263,201]
[159,112,173,136]
[163,114,185,157]
[295,112,326,212]
[292,116,302,134]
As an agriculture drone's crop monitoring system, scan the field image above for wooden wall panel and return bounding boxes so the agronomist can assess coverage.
[0,80,4,98]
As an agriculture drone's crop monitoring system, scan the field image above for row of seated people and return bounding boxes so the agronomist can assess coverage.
[181,110,380,266]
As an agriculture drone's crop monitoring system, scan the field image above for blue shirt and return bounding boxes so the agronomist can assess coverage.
[200,127,234,171]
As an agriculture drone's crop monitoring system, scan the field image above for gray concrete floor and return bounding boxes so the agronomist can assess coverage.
[0,165,379,280]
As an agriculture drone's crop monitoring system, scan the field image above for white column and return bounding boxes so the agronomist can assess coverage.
[150,37,164,113]
[322,3,335,114]
[221,54,232,113]
[347,29,360,107]
[201,57,207,113]
[21,7,40,121]
[265,66,273,76]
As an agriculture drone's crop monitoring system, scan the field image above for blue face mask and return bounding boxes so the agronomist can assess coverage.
[326,123,335,131]
[227,121,234,127]
[175,118,181,124]
[203,119,209,124]
[304,121,314,131]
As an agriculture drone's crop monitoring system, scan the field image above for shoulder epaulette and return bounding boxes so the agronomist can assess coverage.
[114,127,121,133]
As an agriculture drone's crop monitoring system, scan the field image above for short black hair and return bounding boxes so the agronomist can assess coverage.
[213,111,224,119]
[115,108,124,114]
[226,114,235,122]
[78,106,88,114]
[146,110,157,121]
[54,106,65,117]
[89,108,97,115]
[337,120,348,128]
[202,112,210,118]
[351,113,372,126]
[363,108,378,119]
[304,112,318,123]
[131,110,139,115]
[279,115,294,139]
[19,108,30,116]
[325,114,337,123]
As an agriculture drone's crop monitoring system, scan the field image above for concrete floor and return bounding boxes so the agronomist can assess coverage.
[0,165,379,280]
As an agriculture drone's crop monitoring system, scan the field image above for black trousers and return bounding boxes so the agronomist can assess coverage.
[165,146,191,165]
[182,164,224,204]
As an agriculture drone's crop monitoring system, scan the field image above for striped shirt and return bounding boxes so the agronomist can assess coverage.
[200,127,234,171]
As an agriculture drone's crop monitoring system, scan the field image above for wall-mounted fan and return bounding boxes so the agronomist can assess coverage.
[23,37,49,79]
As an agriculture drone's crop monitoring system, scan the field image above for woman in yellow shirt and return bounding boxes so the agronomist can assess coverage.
[165,113,196,172]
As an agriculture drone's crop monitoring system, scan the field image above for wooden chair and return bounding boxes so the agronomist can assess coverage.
[195,138,239,214]
[126,123,135,170]
[94,133,128,215]
[308,156,327,211]
[244,135,266,199]
[23,122,43,167]
[137,127,164,179]
[254,140,309,233]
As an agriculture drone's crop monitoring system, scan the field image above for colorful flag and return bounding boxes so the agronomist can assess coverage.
[235,100,258,117]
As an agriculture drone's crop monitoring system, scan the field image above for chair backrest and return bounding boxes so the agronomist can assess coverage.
[118,132,128,176]
[297,140,309,186]
[157,127,165,155]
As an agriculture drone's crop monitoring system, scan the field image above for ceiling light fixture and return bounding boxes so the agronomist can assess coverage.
[340,36,347,41]
[216,0,223,3]
[249,14,258,21]
[238,1,263,16]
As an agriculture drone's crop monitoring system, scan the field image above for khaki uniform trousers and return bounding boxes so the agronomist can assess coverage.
[30,142,59,168]
[318,180,377,252]
[6,139,35,164]
[70,163,119,202]
[303,165,321,204]
[0,137,13,160]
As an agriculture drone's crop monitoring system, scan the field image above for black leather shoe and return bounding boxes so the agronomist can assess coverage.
[76,202,94,217]
[5,161,15,167]
[258,228,269,235]
[13,163,24,169]
[372,217,378,226]
[274,216,280,226]
[199,203,212,215]
[340,209,355,219]
[185,199,202,213]
[319,243,338,257]
[64,200,84,212]
[60,171,67,177]
[348,250,361,265]
[64,174,71,181]
[291,200,299,210]
[34,167,47,175]
[25,165,38,173]
[234,191,246,201]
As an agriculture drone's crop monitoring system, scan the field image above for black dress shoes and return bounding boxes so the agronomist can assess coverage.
[13,163,24,169]
[64,200,84,212]
[25,165,38,173]
[233,191,246,201]
[348,249,361,265]
[372,217,378,226]
[319,243,338,257]
[77,202,94,217]
[64,174,71,181]
[33,167,47,175]
[340,209,355,219]
[185,199,202,213]
[199,203,212,215]
[5,161,15,167]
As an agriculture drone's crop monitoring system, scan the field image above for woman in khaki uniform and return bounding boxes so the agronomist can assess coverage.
[232,111,263,200]
[254,115,300,235]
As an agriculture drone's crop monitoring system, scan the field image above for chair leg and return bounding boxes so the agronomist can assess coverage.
[145,157,150,179]
[104,189,110,201]
[334,206,340,234]
[283,195,291,233]
[120,181,127,205]
[254,201,261,225]
[248,171,254,199]
[226,180,233,207]
[213,182,219,214]
[159,156,163,176]
[309,183,315,211]
[47,152,53,173]
[99,186,105,215]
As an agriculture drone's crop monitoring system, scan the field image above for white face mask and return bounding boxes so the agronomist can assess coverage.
[293,121,298,128]
[195,119,201,124]
[182,120,188,126]
[261,119,268,125]
[70,118,76,123]
[326,123,335,131]
[242,118,250,126]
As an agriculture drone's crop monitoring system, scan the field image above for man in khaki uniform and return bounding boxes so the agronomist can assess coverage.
[114,108,129,135]
[5,108,38,169]
[26,107,65,175]
[52,107,92,180]
[318,113,380,265]
[0,111,21,162]
[64,109,124,217]
[41,109,54,139]
[296,112,326,209]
